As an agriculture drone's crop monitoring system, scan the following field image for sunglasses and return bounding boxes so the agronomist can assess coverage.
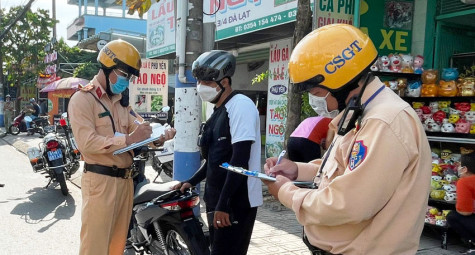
[114,69,136,82]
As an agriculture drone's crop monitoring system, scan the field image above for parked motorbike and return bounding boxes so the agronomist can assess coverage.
[9,110,49,136]
[26,114,80,196]
[140,106,174,181]
[126,155,209,255]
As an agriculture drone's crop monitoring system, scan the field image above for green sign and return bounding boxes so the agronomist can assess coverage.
[360,0,414,55]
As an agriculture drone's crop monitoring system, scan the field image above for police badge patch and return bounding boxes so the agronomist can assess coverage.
[349,140,367,170]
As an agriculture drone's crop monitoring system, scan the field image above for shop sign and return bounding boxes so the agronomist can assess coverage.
[146,0,176,58]
[36,73,59,89]
[129,59,168,113]
[204,0,314,41]
[314,0,354,28]
[19,86,36,109]
[360,0,413,55]
[265,38,291,158]
[44,51,57,64]
[51,91,74,98]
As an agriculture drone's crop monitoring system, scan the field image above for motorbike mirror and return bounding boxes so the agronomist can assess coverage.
[61,112,68,119]
[59,118,67,127]
[161,106,170,112]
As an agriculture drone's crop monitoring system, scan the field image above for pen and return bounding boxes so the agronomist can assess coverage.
[276,150,286,165]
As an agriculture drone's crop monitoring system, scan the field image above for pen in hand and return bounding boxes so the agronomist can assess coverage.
[276,150,287,165]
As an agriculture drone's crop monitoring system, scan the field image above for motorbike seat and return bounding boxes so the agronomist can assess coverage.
[134,180,180,205]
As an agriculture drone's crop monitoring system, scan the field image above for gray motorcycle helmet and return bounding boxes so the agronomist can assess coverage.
[192,50,236,81]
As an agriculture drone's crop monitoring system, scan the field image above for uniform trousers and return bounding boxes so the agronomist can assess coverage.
[206,206,257,255]
[4,111,13,129]
[79,171,133,255]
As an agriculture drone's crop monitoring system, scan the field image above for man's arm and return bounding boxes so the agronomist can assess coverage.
[278,119,411,226]
[216,141,252,212]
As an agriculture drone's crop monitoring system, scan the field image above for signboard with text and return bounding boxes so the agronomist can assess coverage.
[129,59,168,113]
[265,38,291,158]
[314,0,354,28]
[146,0,176,58]
[203,0,313,41]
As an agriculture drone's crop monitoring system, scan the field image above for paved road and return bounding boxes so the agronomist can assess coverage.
[0,131,469,254]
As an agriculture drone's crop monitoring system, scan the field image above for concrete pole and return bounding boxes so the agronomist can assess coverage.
[52,0,56,40]
[173,0,203,184]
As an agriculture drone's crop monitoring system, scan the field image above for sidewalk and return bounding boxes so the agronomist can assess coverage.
[0,130,467,254]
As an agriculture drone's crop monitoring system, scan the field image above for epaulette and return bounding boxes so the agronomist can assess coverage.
[79,83,94,92]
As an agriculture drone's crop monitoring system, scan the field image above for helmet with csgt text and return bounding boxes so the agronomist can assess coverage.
[97,40,141,77]
[288,24,378,92]
[192,50,236,81]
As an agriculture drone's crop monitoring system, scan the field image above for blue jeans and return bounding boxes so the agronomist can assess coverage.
[26,115,37,129]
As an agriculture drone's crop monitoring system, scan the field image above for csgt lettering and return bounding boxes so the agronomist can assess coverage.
[324,40,362,74]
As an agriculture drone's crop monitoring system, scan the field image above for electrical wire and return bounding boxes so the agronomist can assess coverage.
[202,0,220,16]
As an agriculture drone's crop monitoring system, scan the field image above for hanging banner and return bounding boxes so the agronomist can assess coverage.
[314,0,354,28]
[146,0,176,58]
[265,38,291,158]
[129,59,168,113]
[360,0,414,55]
[204,0,314,41]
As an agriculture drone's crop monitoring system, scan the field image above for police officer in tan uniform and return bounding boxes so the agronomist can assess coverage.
[264,24,432,255]
[69,40,171,255]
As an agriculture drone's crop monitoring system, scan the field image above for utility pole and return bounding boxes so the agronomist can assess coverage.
[173,0,203,185]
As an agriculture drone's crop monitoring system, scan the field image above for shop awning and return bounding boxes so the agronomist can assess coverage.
[40,77,89,92]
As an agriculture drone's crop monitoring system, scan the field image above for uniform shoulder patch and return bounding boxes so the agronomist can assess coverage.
[349,140,367,170]
[79,83,94,92]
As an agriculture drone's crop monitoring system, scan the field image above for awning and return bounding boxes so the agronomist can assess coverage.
[40,77,89,92]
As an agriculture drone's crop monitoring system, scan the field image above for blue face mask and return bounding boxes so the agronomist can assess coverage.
[110,72,130,94]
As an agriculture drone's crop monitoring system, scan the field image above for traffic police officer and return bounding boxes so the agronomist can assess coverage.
[264,24,432,255]
[69,40,153,255]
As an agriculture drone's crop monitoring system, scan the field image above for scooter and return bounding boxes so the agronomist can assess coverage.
[9,110,49,136]
[126,149,209,255]
[26,115,80,196]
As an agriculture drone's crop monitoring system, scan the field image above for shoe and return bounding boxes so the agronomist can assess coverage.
[461,249,475,255]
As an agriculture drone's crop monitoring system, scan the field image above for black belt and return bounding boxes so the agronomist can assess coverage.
[84,163,134,179]
[303,230,341,255]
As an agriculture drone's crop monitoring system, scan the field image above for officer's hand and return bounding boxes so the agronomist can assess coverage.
[213,211,231,229]
[264,157,298,180]
[263,175,292,199]
[154,127,177,146]
[127,122,152,145]
[171,182,192,193]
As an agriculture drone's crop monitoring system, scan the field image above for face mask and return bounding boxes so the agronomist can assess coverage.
[197,83,221,102]
[308,92,339,118]
[110,73,129,94]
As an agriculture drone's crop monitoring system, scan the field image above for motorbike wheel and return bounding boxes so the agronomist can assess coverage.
[162,223,208,255]
[56,172,69,196]
[9,125,20,135]
[162,162,173,178]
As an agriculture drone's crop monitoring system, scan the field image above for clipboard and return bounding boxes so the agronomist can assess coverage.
[220,163,316,187]
[113,124,168,155]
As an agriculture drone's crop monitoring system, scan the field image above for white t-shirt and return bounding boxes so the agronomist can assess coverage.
[225,94,263,207]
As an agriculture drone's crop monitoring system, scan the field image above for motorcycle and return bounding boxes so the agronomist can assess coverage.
[9,110,49,136]
[126,151,209,255]
[151,139,174,182]
[26,114,81,196]
[140,106,174,181]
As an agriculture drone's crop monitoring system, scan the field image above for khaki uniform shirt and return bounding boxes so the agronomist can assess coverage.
[278,78,432,255]
[68,76,138,168]
[4,101,14,113]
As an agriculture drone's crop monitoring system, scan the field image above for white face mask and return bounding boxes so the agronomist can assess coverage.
[308,92,339,118]
[197,83,221,102]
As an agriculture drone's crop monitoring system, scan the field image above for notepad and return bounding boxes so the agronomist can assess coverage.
[113,123,169,155]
